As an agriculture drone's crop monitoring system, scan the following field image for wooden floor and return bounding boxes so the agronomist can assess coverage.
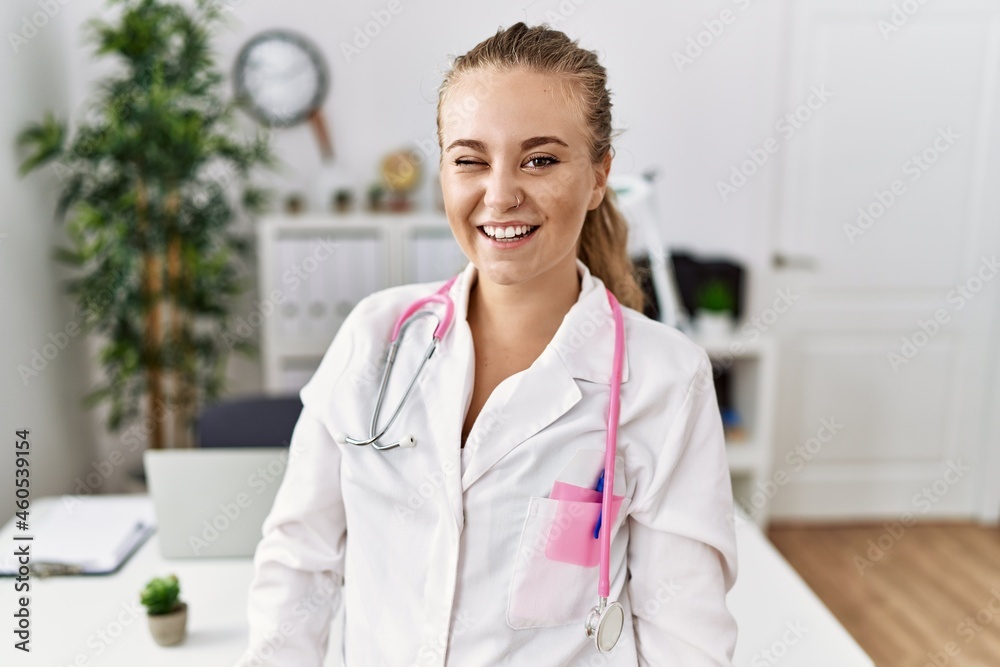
[767,522,1000,667]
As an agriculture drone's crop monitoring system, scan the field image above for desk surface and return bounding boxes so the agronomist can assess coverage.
[2,496,872,666]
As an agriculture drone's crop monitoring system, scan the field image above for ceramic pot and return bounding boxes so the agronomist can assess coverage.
[147,601,187,646]
[694,309,735,340]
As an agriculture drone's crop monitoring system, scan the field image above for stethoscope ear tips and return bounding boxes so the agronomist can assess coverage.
[334,433,348,446]
[398,435,416,448]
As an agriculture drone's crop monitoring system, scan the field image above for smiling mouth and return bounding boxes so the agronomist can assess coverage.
[478,225,539,242]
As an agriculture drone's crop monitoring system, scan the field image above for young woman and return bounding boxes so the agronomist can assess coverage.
[241,22,738,666]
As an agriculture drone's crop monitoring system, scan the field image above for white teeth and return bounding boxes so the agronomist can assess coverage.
[482,225,536,239]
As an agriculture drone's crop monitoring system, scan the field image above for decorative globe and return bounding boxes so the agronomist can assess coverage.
[380,149,421,194]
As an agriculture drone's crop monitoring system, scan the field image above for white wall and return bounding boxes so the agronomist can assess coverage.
[0,0,103,524]
[0,0,791,518]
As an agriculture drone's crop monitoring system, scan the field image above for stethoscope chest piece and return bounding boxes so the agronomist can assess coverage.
[585,598,624,653]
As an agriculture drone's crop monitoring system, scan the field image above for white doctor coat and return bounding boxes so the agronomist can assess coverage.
[238,258,738,667]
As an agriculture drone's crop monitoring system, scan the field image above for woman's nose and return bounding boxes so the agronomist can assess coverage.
[482,171,522,212]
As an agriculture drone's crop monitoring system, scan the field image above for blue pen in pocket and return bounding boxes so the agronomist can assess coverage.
[592,469,605,539]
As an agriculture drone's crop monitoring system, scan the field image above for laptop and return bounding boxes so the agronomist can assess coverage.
[143,447,289,558]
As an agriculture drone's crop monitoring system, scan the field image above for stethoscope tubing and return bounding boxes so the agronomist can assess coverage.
[391,283,457,342]
[599,286,625,599]
[339,276,459,450]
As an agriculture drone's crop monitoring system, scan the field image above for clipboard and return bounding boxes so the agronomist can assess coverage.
[0,494,156,578]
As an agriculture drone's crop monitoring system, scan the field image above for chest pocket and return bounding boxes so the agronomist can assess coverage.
[506,450,631,629]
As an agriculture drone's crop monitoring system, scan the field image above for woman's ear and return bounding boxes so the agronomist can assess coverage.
[588,151,613,210]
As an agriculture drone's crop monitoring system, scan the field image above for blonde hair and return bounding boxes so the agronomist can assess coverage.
[436,22,645,312]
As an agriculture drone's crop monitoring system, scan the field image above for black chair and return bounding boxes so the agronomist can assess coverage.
[195,394,303,448]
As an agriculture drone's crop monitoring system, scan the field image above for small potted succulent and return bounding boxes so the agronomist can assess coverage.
[694,279,736,340]
[367,183,387,211]
[333,187,354,213]
[141,574,188,646]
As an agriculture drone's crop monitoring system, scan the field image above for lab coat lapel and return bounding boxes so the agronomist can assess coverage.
[459,258,630,491]
[413,259,631,501]
[414,262,477,531]
[459,346,581,490]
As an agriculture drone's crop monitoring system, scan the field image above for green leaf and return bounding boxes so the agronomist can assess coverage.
[16,112,66,176]
[82,385,113,410]
[52,246,84,266]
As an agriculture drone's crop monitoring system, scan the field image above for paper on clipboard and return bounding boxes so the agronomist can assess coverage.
[0,494,156,576]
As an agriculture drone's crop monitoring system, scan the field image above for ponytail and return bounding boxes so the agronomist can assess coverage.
[578,186,645,312]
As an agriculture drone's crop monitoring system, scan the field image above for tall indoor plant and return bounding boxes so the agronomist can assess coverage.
[17,0,274,449]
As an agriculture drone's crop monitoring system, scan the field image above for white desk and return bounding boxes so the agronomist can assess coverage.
[727,513,875,665]
[1,496,873,666]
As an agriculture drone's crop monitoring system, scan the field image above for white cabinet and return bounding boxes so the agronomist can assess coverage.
[406,225,470,284]
[257,212,458,393]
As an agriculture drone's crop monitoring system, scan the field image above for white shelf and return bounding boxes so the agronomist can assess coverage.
[696,334,778,528]
[690,335,768,357]
[725,441,760,474]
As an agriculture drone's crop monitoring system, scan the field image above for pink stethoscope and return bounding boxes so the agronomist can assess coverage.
[334,273,627,653]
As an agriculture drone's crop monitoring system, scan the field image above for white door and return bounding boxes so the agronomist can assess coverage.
[764,0,1000,521]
